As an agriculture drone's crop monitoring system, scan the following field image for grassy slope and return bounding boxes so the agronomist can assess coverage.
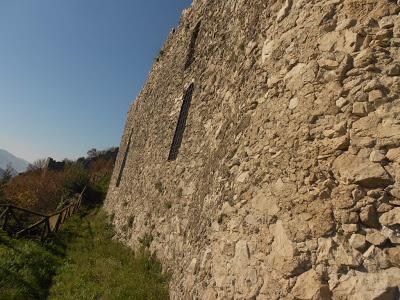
[0,224,69,299]
[0,208,169,300]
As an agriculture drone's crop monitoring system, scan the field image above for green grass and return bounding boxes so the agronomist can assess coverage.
[0,228,67,299]
[49,208,169,300]
[0,208,169,300]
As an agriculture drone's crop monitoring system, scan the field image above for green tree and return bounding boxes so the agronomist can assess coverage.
[87,148,98,158]
[1,163,15,184]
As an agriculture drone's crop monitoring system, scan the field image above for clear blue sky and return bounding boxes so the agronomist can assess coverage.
[0,0,192,163]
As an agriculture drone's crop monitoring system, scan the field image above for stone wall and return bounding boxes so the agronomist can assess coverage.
[105,0,400,299]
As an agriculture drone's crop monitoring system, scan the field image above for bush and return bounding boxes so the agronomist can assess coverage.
[61,164,89,199]
[2,170,66,213]
[2,152,114,213]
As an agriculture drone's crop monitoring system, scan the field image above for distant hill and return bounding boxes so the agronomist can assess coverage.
[0,149,30,173]
[0,167,4,178]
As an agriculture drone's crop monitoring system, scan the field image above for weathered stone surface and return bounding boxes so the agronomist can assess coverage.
[352,102,368,116]
[390,187,400,199]
[291,269,331,300]
[267,221,297,273]
[387,148,400,162]
[276,0,292,22]
[349,234,367,251]
[332,268,400,300]
[251,190,280,217]
[386,247,400,267]
[366,231,387,246]
[104,1,400,298]
[289,97,298,110]
[388,64,400,76]
[233,240,249,271]
[370,150,386,163]
[382,226,400,245]
[360,205,380,228]
[380,208,400,226]
[333,152,393,188]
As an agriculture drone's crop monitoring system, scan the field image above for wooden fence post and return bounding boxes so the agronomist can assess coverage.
[1,186,86,240]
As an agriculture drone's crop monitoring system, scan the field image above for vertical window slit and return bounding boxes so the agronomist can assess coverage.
[116,130,133,187]
[168,83,194,161]
[184,21,201,70]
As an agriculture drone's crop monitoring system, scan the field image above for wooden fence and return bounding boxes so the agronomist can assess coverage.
[0,187,85,241]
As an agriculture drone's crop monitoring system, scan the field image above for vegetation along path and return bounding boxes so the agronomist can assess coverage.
[0,207,169,300]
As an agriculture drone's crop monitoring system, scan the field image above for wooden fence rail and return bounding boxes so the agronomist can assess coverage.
[0,187,86,241]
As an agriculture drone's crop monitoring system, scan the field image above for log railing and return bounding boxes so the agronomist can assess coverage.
[0,187,85,241]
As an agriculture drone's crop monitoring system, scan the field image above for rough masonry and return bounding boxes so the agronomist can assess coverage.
[105,0,400,299]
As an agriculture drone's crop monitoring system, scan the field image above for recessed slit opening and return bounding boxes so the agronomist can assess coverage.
[168,83,195,161]
[116,130,133,187]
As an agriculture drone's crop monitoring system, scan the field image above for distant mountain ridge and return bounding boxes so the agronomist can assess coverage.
[0,149,30,173]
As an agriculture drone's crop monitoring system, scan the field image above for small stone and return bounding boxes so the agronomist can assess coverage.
[369,150,386,163]
[352,102,367,117]
[326,136,350,152]
[390,188,400,199]
[221,202,234,215]
[354,49,375,68]
[289,97,299,109]
[386,148,400,162]
[236,171,250,183]
[377,203,393,213]
[388,64,400,76]
[360,205,379,228]
[336,18,357,31]
[367,189,384,199]
[379,208,400,226]
[323,129,335,138]
[336,97,348,108]
[333,267,400,299]
[233,240,250,269]
[348,212,360,223]
[349,234,367,251]
[262,39,277,63]
[276,0,292,22]
[336,245,363,268]
[382,226,400,244]
[375,29,392,40]
[368,90,384,102]
[363,245,377,258]
[352,187,365,201]
[333,152,393,188]
[355,91,368,102]
[389,199,400,206]
[342,223,359,234]
[291,269,331,300]
[364,79,383,92]
[333,121,347,134]
[366,231,387,246]
[379,16,394,29]
[386,247,400,267]
[318,58,339,70]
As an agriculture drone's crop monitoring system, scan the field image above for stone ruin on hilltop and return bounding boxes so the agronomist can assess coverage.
[105,0,400,299]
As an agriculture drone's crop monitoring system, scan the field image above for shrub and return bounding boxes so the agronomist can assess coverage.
[61,164,89,199]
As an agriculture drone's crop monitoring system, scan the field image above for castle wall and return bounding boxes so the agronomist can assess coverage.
[105,0,400,298]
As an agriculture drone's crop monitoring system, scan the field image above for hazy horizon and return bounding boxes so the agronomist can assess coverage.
[0,0,192,162]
